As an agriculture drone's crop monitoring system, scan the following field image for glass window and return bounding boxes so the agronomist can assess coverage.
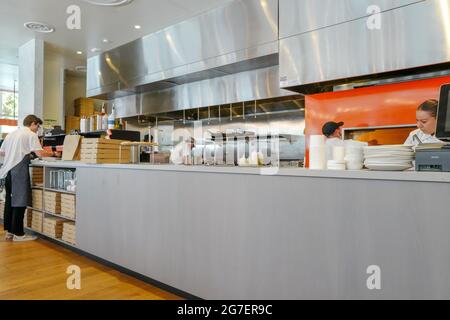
[0,90,18,119]
[0,90,19,136]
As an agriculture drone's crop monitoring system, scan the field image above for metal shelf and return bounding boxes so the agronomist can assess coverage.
[24,227,77,248]
[44,188,76,195]
[26,164,78,249]
[27,207,42,212]
[43,211,76,222]
[30,164,45,168]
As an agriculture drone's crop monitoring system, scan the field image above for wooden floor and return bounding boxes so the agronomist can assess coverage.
[0,226,182,300]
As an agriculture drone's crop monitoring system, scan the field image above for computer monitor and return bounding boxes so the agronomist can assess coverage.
[436,83,450,141]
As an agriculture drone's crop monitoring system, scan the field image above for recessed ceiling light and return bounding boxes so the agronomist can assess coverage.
[134,25,141,30]
[81,0,134,6]
[77,51,83,55]
[91,48,102,53]
[24,21,55,33]
[102,39,110,43]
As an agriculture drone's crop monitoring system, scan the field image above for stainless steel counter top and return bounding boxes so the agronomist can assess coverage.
[30,160,450,183]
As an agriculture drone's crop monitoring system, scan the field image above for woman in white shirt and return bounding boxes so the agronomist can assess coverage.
[404,99,442,146]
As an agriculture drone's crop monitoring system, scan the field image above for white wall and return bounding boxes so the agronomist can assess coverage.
[64,73,86,117]
[43,46,85,128]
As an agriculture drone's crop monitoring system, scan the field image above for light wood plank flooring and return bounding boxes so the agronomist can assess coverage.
[0,226,182,300]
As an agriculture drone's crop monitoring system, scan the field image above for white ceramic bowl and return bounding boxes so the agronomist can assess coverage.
[328,165,346,171]
[345,147,364,155]
[345,156,364,163]
[346,161,364,170]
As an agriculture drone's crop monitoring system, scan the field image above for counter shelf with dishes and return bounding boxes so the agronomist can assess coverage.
[25,159,450,300]
[26,164,77,247]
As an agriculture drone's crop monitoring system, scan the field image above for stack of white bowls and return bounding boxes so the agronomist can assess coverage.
[344,140,367,170]
[309,135,326,170]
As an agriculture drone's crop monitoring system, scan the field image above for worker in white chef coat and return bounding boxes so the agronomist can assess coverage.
[404,99,442,146]
[322,121,345,161]
[170,137,195,165]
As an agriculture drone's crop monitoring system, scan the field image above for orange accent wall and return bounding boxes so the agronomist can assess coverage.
[305,76,450,167]
[0,119,18,127]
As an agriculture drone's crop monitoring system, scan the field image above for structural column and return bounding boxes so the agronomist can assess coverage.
[18,39,44,125]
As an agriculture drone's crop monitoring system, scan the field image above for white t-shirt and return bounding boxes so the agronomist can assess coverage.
[0,127,43,178]
[170,142,191,165]
[404,129,442,147]
[325,137,344,161]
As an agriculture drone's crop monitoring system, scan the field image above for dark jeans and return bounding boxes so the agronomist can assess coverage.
[3,171,26,236]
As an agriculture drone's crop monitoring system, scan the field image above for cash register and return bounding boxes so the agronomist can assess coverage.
[416,83,450,172]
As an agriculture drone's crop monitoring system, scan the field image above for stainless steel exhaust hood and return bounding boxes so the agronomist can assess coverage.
[112,65,296,119]
[279,0,450,93]
[87,0,280,100]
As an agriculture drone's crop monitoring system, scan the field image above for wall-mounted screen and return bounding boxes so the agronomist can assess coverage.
[436,84,450,140]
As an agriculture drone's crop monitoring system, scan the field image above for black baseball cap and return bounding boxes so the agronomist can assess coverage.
[322,121,344,137]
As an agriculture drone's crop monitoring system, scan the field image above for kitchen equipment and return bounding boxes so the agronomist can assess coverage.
[436,83,450,141]
[416,145,450,172]
[119,141,159,164]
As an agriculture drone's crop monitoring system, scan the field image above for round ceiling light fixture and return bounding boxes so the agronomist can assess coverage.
[81,0,134,6]
[24,21,55,33]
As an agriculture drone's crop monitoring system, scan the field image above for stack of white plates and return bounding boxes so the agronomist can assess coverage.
[327,160,346,171]
[364,145,415,171]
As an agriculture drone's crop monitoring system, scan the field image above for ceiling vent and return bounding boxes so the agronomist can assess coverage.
[75,66,87,73]
[81,0,134,6]
[24,22,55,33]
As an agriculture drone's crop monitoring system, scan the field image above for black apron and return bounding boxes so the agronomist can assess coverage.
[10,154,32,208]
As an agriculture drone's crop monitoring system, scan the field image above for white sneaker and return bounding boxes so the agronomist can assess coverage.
[5,232,14,240]
[13,234,38,242]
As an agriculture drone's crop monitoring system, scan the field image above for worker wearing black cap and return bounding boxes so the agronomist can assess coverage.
[322,121,345,161]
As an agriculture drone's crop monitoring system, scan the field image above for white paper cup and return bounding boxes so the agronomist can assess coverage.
[310,135,326,147]
[310,146,326,170]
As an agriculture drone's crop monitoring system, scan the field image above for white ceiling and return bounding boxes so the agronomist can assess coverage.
[0,0,232,63]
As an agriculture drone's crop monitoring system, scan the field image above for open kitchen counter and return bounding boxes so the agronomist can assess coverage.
[27,160,450,299]
[32,160,450,183]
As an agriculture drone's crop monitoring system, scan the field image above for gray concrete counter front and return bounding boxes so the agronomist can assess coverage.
[35,161,450,299]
